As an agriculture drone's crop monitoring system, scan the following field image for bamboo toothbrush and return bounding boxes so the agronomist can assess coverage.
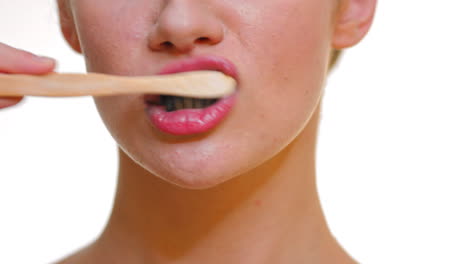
[0,71,236,98]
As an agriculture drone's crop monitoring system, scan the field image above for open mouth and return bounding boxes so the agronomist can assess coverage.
[144,92,236,136]
[143,55,238,135]
[145,94,220,112]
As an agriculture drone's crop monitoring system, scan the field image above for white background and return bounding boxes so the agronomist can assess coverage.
[1,0,467,263]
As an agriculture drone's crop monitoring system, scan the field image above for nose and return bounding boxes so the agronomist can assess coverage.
[148,1,224,54]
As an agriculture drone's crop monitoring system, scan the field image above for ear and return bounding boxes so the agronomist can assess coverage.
[332,0,377,49]
[57,0,82,54]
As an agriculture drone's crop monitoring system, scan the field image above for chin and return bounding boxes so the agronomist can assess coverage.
[134,151,239,190]
[153,166,237,190]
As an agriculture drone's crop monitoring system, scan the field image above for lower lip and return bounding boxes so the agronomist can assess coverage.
[145,93,237,135]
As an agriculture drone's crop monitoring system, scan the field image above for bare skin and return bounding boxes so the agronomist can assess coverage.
[56,101,356,264]
[0,43,55,109]
[1,0,376,263]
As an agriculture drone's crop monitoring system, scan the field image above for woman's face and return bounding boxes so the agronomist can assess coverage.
[66,0,336,189]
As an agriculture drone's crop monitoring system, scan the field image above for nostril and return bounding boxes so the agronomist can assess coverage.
[195,37,210,44]
[161,41,174,48]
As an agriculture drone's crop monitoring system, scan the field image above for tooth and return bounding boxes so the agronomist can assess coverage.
[166,96,175,111]
[175,96,184,110]
[183,97,193,108]
[194,98,203,109]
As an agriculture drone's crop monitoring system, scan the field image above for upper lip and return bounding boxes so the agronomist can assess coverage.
[144,55,238,104]
[157,55,239,83]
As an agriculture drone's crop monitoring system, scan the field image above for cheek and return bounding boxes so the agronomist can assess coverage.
[236,2,330,140]
[79,0,332,187]
[93,95,147,144]
[73,0,155,73]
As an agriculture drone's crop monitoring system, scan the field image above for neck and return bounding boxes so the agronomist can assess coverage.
[88,103,355,264]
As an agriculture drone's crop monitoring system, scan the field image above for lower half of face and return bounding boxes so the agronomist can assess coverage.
[71,0,334,189]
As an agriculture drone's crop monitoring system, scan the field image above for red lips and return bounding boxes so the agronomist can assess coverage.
[157,55,239,81]
[145,55,239,136]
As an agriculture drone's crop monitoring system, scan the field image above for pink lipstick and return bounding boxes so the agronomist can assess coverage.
[144,56,238,136]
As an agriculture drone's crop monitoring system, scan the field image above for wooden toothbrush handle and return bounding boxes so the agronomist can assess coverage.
[0,71,236,98]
